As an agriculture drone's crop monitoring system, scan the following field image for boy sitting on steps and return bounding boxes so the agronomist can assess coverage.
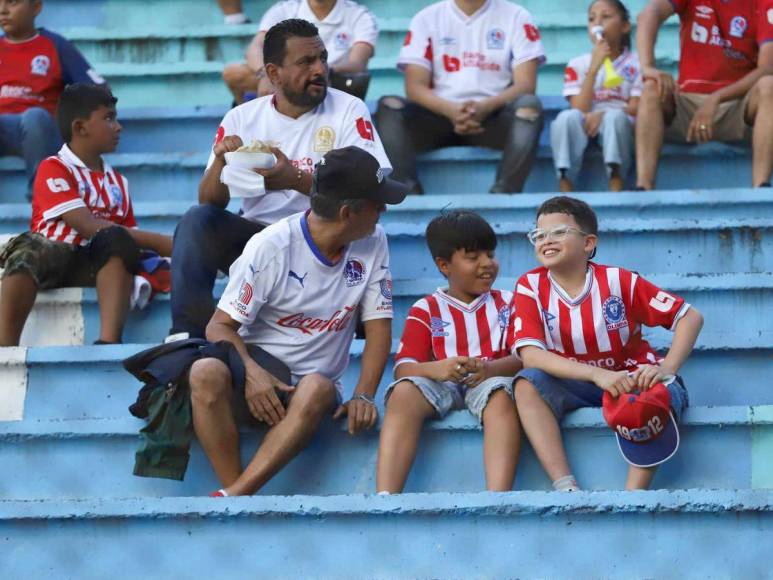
[0,84,172,346]
[512,195,703,491]
[377,210,522,493]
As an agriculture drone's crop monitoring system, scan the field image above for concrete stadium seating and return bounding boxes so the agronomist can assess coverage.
[1,0,771,577]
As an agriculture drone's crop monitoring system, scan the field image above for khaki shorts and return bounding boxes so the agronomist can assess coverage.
[665,91,752,143]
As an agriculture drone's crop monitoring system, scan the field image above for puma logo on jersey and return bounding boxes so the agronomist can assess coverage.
[288,270,308,287]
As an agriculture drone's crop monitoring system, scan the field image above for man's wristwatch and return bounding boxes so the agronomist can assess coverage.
[355,393,376,406]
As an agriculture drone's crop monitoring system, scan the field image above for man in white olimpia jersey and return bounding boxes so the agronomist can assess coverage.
[376,0,546,195]
[169,18,392,340]
[189,146,406,497]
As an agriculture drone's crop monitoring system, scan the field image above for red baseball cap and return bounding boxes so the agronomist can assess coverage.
[602,383,680,468]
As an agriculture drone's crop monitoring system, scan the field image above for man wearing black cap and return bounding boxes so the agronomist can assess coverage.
[189,146,406,497]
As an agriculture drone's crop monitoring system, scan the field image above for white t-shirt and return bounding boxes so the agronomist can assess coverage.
[397,0,545,102]
[259,0,379,65]
[562,50,643,113]
[209,87,391,225]
[218,211,394,388]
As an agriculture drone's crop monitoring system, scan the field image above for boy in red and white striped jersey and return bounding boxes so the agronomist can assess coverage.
[0,84,171,346]
[512,196,703,491]
[376,210,522,494]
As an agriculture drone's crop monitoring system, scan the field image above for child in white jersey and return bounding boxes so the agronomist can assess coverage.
[512,196,704,491]
[550,0,642,192]
[376,210,522,493]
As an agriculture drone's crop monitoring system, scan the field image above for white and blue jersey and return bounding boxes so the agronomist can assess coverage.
[218,210,393,388]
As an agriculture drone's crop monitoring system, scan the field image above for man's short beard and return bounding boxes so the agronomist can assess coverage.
[284,82,327,109]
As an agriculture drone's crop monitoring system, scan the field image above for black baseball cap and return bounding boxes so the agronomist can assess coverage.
[313,146,407,205]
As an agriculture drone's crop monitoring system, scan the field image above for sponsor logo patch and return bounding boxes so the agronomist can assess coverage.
[524,24,541,42]
[430,316,450,337]
[355,117,374,141]
[380,278,393,299]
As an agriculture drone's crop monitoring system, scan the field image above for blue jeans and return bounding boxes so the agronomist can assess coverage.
[170,204,263,338]
[0,108,61,196]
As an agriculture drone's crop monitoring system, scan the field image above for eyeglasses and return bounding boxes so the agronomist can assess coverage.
[526,225,590,245]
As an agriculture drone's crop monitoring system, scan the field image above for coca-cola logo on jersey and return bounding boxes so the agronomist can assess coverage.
[277,305,356,335]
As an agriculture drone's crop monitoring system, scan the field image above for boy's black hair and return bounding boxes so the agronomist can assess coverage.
[56,83,117,143]
[426,210,497,261]
[590,0,631,50]
[263,19,320,67]
[536,196,599,235]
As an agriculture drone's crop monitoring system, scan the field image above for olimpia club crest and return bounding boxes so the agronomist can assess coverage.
[603,295,628,330]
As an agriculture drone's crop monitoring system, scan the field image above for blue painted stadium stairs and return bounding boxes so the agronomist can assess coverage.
[1,0,771,577]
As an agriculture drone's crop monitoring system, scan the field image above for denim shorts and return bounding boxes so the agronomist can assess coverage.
[515,368,689,421]
[384,375,514,423]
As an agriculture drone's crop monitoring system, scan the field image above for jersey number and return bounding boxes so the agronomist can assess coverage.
[649,291,676,313]
[46,178,71,193]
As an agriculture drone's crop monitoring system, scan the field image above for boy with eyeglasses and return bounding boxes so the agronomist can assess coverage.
[512,196,703,491]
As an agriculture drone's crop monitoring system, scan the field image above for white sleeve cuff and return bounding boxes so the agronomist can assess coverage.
[360,311,394,322]
[512,53,546,69]
[394,357,419,368]
[513,338,547,358]
[669,303,691,331]
[397,58,432,72]
[41,199,87,221]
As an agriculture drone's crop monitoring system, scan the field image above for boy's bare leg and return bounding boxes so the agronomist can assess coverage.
[748,77,773,187]
[217,0,243,15]
[376,380,436,493]
[95,256,132,343]
[190,358,243,487]
[481,389,521,491]
[222,64,258,103]
[0,273,37,346]
[625,465,657,490]
[635,80,668,190]
[514,379,573,481]
[225,373,337,496]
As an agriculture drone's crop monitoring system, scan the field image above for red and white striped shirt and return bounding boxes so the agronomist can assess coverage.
[512,263,690,371]
[395,288,515,367]
[31,144,135,246]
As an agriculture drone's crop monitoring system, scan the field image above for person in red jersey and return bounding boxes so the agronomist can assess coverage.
[636,0,773,189]
[0,84,171,346]
[0,0,106,197]
[377,210,522,494]
[512,196,704,491]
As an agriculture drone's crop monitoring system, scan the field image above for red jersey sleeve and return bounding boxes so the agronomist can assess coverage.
[122,198,137,228]
[118,174,136,228]
[32,159,86,223]
[758,0,773,45]
[512,275,548,355]
[395,302,434,367]
[629,273,690,331]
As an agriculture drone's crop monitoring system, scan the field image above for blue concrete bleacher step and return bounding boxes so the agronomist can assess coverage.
[15,271,773,349]
[2,490,773,578]
[8,336,773,423]
[1,406,772,499]
[0,143,751,202]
